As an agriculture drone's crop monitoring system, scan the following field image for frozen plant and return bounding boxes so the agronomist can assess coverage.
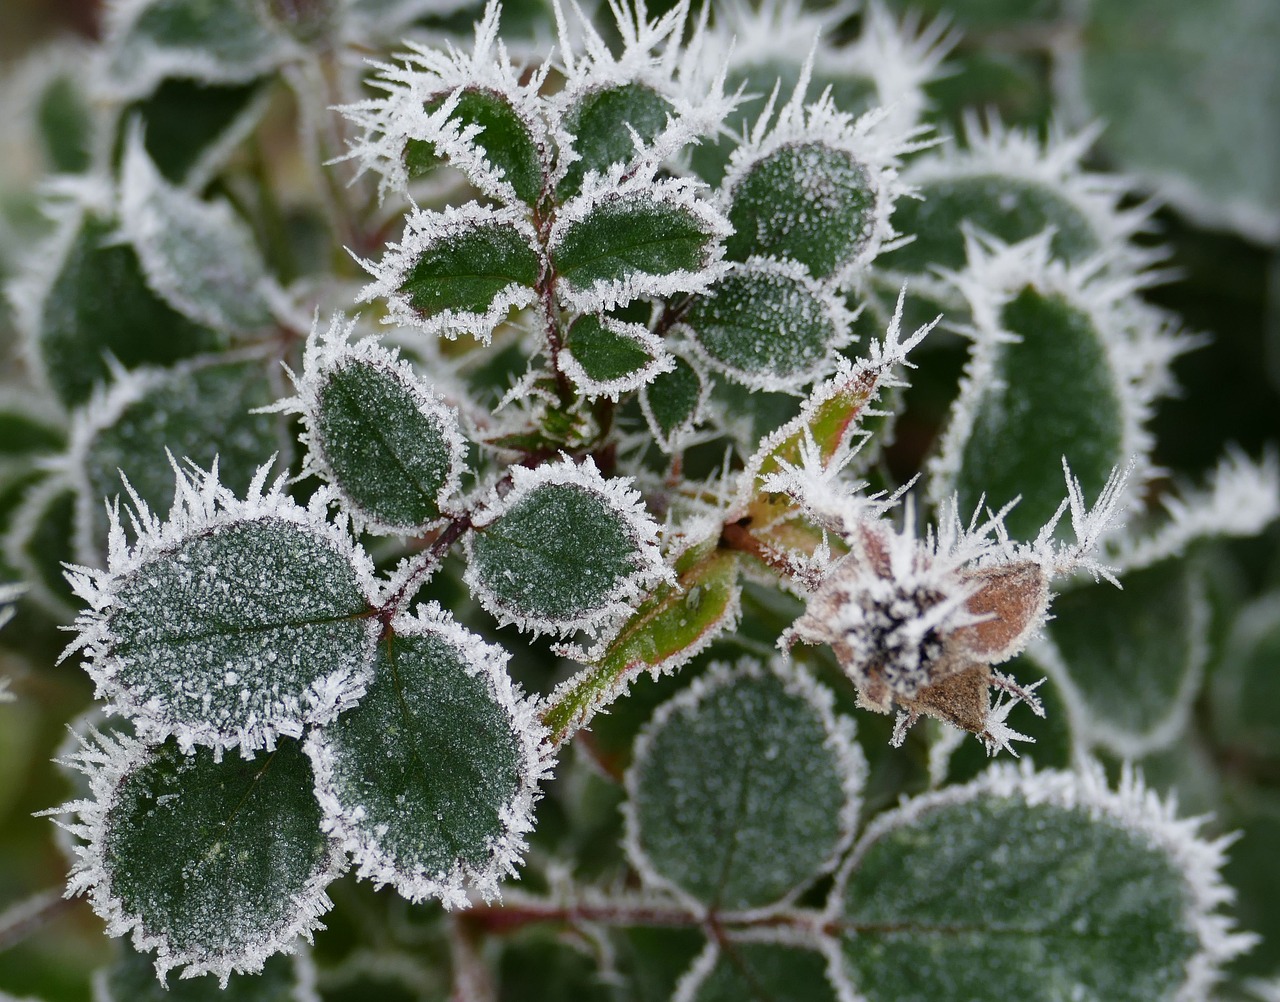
[0,0,1277,999]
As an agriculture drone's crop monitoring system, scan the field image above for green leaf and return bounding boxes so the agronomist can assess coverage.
[1074,0,1280,241]
[1048,559,1206,755]
[465,458,665,636]
[122,77,270,186]
[561,314,666,398]
[27,212,222,407]
[837,762,1247,1002]
[543,545,740,744]
[725,142,877,279]
[78,735,340,982]
[76,483,378,753]
[944,284,1126,539]
[881,176,1102,274]
[625,659,863,912]
[99,944,305,1000]
[687,260,849,389]
[640,353,706,451]
[552,179,728,312]
[1210,592,1280,759]
[120,131,275,333]
[369,208,540,342]
[302,334,466,533]
[408,88,545,205]
[76,356,282,561]
[556,82,673,197]
[105,0,291,98]
[307,609,547,906]
[677,940,842,1002]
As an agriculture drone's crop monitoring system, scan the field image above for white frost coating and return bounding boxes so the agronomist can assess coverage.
[49,726,346,987]
[266,313,469,535]
[355,201,541,343]
[622,657,867,920]
[671,930,862,1002]
[559,314,675,400]
[893,112,1164,290]
[928,230,1196,525]
[59,459,381,756]
[5,176,115,402]
[99,0,296,100]
[305,602,555,910]
[548,0,736,188]
[832,760,1259,1002]
[707,0,956,137]
[118,126,276,333]
[685,255,857,392]
[463,454,672,638]
[550,162,732,312]
[339,0,552,203]
[1113,448,1280,574]
[638,345,710,453]
[719,61,931,287]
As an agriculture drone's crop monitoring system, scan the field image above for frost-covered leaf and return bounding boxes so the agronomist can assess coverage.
[543,544,740,744]
[119,129,275,333]
[1047,559,1207,756]
[1064,0,1280,242]
[686,259,852,390]
[64,464,378,753]
[103,0,294,100]
[929,236,1172,539]
[465,457,667,636]
[407,87,546,206]
[96,943,314,1000]
[70,355,282,562]
[359,205,540,343]
[306,605,550,907]
[122,77,272,188]
[560,314,671,400]
[639,352,707,452]
[835,762,1252,1002]
[674,938,844,1002]
[1210,592,1280,760]
[551,170,730,312]
[555,82,673,198]
[282,318,467,534]
[625,659,864,913]
[15,206,221,407]
[63,732,342,984]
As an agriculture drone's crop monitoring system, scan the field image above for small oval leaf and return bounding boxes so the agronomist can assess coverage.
[307,605,550,907]
[465,457,667,637]
[625,659,865,913]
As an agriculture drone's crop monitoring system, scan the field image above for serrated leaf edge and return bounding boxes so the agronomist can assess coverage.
[623,656,867,920]
[305,601,554,909]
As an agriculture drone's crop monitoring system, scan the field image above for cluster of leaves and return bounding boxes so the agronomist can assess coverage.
[0,0,1279,1000]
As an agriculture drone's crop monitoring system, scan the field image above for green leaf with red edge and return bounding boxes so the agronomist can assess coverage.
[542,543,740,744]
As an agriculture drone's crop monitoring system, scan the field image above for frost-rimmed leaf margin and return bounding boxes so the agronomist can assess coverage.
[622,657,867,919]
[60,460,381,755]
[267,314,469,535]
[559,313,675,401]
[118,126,276,334]
[549,163,732,313]
[49,726,346,987]
[927,231,1193,527]
[671,927,857,1002]
[463,455,671,638]
[356,202,541,344]
[305,602,554,909]
[718,63,927,287]
[827,760,1258,1002]
[338,0,553,205]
